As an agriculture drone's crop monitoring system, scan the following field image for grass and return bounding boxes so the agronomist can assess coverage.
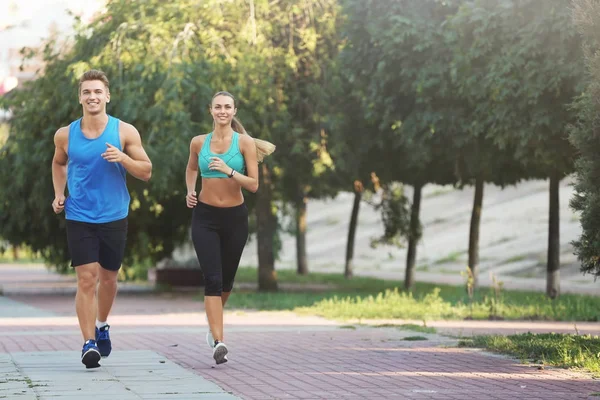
[503,254,527,264]
[458,333,600,376]
[424,187,454,199]
[224,267,600,322]
[402,336,428,341]
[434,251,464,265]
[397,324,436,334]
[373,323,436,334]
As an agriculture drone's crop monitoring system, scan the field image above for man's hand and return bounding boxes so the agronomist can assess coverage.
[52,195,65,214]
[186,191,198,208]
[102,143,127,163]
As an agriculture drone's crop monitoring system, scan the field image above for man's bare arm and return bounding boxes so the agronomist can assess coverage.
[51,127,69,213]
[102,121,152,181]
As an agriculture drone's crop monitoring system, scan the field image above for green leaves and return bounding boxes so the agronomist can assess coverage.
[0,0,344,271]
[569,0,600,277]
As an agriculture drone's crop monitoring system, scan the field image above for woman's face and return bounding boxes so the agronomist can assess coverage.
[211,95,237,127]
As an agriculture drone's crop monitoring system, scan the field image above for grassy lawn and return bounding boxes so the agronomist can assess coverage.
[223,267,600,322]
[458,333,600,376]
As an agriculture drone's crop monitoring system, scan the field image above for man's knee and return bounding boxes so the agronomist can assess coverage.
[98,269,118,287]
[204,275,223,296]
[76,265,99,293]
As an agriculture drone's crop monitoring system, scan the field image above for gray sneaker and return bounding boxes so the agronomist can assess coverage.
[205,314,227,362]
[213,341,228,365]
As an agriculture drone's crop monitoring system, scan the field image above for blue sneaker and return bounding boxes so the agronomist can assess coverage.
[81,339,101,369]
[95,325,112,358]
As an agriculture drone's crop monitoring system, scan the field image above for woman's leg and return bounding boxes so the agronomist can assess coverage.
[221,206,249,306]
[191,207,225,343]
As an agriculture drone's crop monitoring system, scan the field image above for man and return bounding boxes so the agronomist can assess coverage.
[51,69,152,369]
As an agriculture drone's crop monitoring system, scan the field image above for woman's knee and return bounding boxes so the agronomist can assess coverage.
[204,274,223,296]
[222,278,235,293]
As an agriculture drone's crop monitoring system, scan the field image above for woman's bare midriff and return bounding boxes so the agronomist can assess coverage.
[198,178,245,207]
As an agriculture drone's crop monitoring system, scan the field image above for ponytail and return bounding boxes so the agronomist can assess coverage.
[232,116,276,163]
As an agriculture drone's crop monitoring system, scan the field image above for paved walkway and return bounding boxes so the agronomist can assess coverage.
[1,265,600,399]
[1,350,237,400]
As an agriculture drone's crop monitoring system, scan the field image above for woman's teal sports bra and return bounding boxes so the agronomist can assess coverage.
[199,131,246,178]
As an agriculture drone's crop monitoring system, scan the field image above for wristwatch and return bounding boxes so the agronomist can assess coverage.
[229,169,236,178]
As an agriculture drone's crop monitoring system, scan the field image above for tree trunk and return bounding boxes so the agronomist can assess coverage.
[256,163,278,292]
[547,172,560,299]
[345,181,363,279]
[405,183,423,291]
[468,176,484,289]
[12,245,19,261]
[295,187,308,275]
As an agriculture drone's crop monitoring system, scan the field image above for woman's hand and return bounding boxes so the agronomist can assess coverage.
[209,157,232,175]
[186,190,198,208]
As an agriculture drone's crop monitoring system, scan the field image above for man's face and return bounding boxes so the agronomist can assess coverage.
[79,80,110,115]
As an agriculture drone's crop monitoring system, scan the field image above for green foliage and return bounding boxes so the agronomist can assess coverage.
[337,0,459,187]
[0,123,8,146]
[369,183,411,248]
[570,0,600,277]
[459,333,600,376]
[0,0,588,280]
[0,244,42,263]
[0,0,342,272]
[450,0,583,179]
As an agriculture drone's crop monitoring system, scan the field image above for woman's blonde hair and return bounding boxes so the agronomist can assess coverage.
[211,91,276,163]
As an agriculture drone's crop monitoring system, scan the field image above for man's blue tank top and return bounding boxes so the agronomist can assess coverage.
[64,115,130,223]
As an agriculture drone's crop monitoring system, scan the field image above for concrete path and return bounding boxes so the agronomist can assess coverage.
[0,350,238,399]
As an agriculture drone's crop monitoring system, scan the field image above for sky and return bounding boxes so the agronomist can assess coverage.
[0,0,105,81]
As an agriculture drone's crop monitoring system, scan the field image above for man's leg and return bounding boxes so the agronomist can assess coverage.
[75,262,102,368]
[95,217,127,358]
[75,263,100,341]
[97,267,118,324]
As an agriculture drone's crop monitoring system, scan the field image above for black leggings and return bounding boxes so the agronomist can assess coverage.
[191,201,249,296]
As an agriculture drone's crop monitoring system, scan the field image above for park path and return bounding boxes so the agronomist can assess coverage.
[1,264,600,399]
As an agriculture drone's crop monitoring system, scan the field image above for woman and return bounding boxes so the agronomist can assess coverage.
[185,91,275,364]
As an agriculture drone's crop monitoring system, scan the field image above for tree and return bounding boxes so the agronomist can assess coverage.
[326,71,386,279]
[265,0,342,276]
[0,2,222,273]
[448,0,583,295]
[569,0,600,278]
[0,0,346,291]
[337,0,460,289]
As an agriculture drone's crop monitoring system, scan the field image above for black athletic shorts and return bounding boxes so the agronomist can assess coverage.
[66,217,128,271]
